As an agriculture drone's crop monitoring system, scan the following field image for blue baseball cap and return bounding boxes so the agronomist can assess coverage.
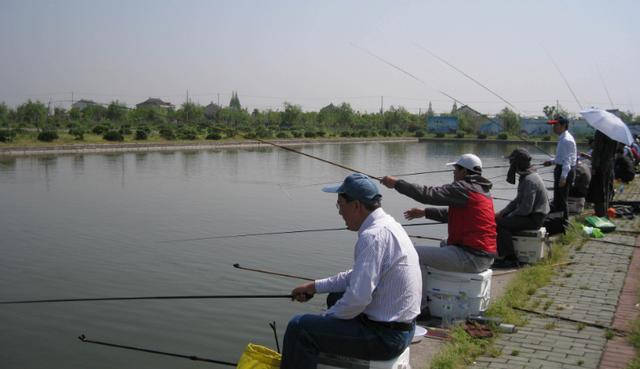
[322,173,381,203]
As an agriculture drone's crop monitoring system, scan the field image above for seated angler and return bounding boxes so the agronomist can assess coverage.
[493,148,550,268]
[380,153,497,315]
[280,173,422,369]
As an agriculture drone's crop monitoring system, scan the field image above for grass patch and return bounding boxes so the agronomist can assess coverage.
[429,325,495,369]
[428,221,585,369]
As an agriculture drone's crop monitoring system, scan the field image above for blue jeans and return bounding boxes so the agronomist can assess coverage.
[280,314,414,369]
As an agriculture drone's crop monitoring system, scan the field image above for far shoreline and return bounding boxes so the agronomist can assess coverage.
[0,136,563,157]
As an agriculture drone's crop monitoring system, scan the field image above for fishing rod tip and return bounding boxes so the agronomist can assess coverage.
[78,334,86,341]
[232,263,240,268]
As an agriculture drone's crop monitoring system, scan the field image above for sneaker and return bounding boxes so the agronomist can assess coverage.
[491,258,520,269]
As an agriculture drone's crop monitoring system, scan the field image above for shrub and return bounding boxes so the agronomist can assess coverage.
[291,131,303,138]
[135,129,148,140]
[276,131,291,139]
[316,130,326,137]
[119,124,132,135]
[0,129,16,142]
[177,127,198,140]
[477,133,487,139]
[206,132,222,140]
[92,124,110,135]
[159,127,176,140]
[379,130,390,137]
[340,131,352,137]
[69,126,85,140]
[455,131,465,138]
[37,130,59,142]
[356,130,370,137]
[255,127,273,138]
[435,132,445,138]
[415,130,425,138]
[304,131,317,138]
[497,133,508,140]
[543,135,551,141]
[103,131,124,142]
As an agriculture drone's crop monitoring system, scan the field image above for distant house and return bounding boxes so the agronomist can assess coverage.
[204,102,220,119]
[71,99,100,110]
[478,119,502,135]
[427,116,458,133]
[136,98,175,110]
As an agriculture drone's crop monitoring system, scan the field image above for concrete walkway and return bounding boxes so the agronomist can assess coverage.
[411,181,640,369]
[469,192,640,368]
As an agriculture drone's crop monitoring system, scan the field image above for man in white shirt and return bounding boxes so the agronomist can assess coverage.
[544,115,577,219]
[280,173,422,369]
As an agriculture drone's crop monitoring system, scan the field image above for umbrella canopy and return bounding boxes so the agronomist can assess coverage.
[580,108,634,145]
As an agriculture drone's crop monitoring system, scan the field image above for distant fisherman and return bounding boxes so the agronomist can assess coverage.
[493,148,549,268]
[543,115,577,220]
[280,173,421,369]
[381,153,496,317]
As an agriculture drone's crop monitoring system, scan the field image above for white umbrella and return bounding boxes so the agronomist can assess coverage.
[580,108,634,145]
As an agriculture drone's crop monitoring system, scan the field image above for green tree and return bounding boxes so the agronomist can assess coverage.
[281,102,302,130]
[497,107,520,134]
[0,102,9,127]
[83,104,108,122]
[16,100,47,129]
[543,104,570,119]
[426,101,434,118]
[106,101,129,122]
[451,101,458,115]
[229,91,241,110]
[177,102,205,123]
[618,110,634,123]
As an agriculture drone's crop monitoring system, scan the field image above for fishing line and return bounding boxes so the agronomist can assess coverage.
[163,222,442,243]
[412,44,555,158]
[78,335,237,366]
[250,137,381,180]
[0,294,294,305]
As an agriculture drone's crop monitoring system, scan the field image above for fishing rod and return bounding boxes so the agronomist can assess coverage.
[542,46,583,110]
[408,234,443,242]
[78,334,237,366]
[0,294,293,305]
[250,137,381,180]
[234,263,314,281]
[413,45,555,158]
[164,221,442,243]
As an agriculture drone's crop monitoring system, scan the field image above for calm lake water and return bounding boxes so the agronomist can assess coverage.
[0,141,556,369]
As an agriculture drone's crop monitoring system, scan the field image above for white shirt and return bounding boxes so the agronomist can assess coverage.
[314,208,422,323]
[554,130,577,179]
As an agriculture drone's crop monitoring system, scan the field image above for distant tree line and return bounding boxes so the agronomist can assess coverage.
[0,96,637,143]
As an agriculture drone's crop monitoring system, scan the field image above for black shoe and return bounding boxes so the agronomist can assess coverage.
[491,258,520,269]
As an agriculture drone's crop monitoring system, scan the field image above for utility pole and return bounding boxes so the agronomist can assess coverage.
[71,91,74,107]
[186,89,189,124]
[380,96,384,114]
[217,93,220,106]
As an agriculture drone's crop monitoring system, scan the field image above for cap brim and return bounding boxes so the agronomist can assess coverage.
[547,120,558,125]
[322,183,343,193]
[445,161,457,166]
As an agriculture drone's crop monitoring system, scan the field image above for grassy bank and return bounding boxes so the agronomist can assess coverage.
[428,222,584,369]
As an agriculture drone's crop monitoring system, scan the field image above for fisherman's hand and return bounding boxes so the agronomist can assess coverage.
[559,179,566,188]
[404,208,426,220]
[543,160,553,167]
[291,282,316,303]
[380,176,398,189]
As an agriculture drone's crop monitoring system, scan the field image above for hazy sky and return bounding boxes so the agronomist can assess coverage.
[1,0,638,116]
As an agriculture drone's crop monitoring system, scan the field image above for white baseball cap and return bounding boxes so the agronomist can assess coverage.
[446,153,482,173]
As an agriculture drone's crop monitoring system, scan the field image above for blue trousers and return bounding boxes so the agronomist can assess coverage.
[280,314,414,369]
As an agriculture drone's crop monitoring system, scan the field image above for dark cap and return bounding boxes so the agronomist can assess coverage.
[322,173,381,203]
[508,148,532,162]
[547,115,569,126]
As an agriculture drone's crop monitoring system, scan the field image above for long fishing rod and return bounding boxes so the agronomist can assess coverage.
[414,44,519,112]
[0,294,293,305]
[250,137,381,180]
[542,46,583,111]
[164,221,442,243]
[413,45,555,158]
[233,263,314,281]
[78,335,237,367]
